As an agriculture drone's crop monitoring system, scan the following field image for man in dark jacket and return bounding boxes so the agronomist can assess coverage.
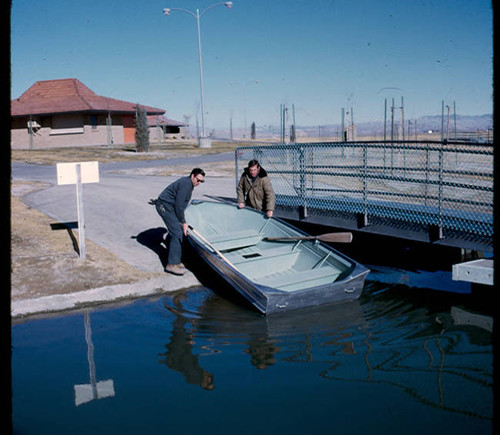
[237,159,275,218]
[156,168,205,275]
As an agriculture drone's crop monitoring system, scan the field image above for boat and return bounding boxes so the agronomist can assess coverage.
[185,200,369,315]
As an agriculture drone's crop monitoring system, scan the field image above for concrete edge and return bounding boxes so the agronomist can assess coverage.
[452,258,494,286]
[11,273,200,318]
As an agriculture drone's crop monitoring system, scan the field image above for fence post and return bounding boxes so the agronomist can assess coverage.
[299,145,307,218]
[361,142,368,226]
[438,142,443,226]
[430,141,444,241]
[425,142,430,206]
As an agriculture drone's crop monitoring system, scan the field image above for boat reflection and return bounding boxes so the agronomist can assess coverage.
[158,286,492,420]
[158,290,365,389]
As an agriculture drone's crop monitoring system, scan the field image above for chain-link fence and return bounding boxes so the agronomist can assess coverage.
[235,141,493,241]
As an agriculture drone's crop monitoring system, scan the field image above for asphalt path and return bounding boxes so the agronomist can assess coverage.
[11,152,237,273]
[11,151,235,182]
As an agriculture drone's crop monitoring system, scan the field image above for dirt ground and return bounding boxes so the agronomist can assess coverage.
[10,180,158,303]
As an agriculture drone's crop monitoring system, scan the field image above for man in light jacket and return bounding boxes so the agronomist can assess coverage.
[237,159,275,218]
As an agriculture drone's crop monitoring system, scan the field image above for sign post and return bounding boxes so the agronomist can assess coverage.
[56,161,99,260]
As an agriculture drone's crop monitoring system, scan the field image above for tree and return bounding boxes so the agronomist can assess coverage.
[135,105,150,152]
[251,121,256,140]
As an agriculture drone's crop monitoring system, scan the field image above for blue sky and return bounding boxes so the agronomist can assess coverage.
[11,0,493,131]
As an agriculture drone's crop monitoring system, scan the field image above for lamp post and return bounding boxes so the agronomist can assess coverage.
[163,2,233,148]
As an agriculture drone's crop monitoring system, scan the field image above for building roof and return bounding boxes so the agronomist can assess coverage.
[11,78,165,117]
[147,115,184,127]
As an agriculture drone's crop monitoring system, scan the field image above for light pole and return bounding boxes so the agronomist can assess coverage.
[163,2,233,148]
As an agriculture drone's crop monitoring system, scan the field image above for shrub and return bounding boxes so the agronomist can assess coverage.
[135,105,150,152]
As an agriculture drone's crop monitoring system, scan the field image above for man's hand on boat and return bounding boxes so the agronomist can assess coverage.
[238,202,273,218]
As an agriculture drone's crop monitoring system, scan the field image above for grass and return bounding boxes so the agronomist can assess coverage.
[12,135,452,166]
[11,180,155,303]
[10,140,256,165]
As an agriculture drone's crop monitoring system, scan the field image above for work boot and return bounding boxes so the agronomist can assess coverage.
[165,264,186,275]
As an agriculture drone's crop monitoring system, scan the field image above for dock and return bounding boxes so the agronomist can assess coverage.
[452,259,494,286]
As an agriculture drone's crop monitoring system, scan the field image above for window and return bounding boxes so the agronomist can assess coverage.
[50,114,84,135]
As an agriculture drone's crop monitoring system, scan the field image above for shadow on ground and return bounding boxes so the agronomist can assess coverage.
[133,227,169,269]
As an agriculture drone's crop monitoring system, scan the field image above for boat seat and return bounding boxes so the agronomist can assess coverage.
[257,266,341,292]
[232,247,300,278]
[209,229,263,251]
[231,246,295,264]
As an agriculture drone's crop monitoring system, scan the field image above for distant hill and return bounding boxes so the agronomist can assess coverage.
[217,114,492,140]
[293,114,493,137]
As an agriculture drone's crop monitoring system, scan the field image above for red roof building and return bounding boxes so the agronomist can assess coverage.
[11,78,184,148]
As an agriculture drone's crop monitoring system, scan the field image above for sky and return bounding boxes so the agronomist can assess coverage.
[10,0,493,132]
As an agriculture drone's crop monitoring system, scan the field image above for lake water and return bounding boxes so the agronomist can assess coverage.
[11,275,493,434]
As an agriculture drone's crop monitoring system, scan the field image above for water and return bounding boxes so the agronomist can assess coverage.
[11,280,493,434]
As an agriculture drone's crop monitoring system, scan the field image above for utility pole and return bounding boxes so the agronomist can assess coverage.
[341,108,346,142]
[28,115,33,150]
[284,105,289,143]
[229,113,233,140]
[401,96,405,141]
[350,107,354,141]
[106,111,113,146]
[441,100,445,142]
[453,101,457,139]
[446,104,450,140]
[383,99,387,141]
[390,98,395,141]
[280,104,283,143]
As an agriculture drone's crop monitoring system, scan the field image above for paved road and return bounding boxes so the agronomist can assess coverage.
[12,153,237,273]
[11,151,235,181]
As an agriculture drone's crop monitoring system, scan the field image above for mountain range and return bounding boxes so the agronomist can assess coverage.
[215,114,492,139]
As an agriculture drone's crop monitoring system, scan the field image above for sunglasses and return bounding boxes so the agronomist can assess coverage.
[195,177,205,183]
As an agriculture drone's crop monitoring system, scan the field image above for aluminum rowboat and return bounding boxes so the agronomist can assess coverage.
[185,200,369,314]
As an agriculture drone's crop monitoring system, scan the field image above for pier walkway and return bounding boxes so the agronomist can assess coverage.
[235,140,493,253]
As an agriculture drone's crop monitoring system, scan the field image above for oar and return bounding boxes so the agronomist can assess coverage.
[188,225,239,270]
[264,232,353,243]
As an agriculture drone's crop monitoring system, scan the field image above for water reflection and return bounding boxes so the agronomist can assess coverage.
[158,299,215,390]
[74,311,115,406]
[11,282,493,434]
[159,284,493,421]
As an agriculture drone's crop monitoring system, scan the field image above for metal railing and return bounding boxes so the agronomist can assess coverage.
[235,141,493,242]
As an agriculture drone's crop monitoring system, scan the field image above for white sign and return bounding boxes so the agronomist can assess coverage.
[56,161,99,260]
[57,161,99,185]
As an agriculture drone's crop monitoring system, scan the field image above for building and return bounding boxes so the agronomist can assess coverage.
[11,78,183,149]
[147,115,186,142]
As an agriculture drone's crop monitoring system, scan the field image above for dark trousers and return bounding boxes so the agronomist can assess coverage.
[156,202,183,265]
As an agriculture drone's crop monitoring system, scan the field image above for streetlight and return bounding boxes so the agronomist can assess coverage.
[163,2,233,148]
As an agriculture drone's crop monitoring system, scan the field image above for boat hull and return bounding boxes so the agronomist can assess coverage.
[185,201,369,315]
